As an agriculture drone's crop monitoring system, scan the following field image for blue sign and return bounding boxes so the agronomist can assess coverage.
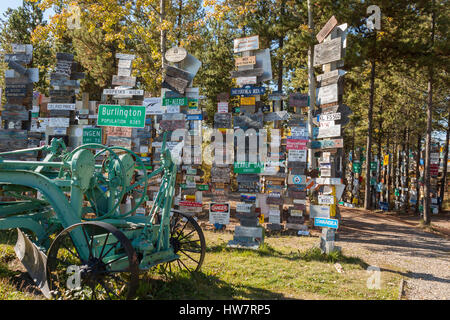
[231,85,266,97]
[186,114,203,121]
[314,217,339,229]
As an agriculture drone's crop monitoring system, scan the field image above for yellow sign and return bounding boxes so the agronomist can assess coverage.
[259,214,265,225]
[383,154,389,166]
[240,96,256,106]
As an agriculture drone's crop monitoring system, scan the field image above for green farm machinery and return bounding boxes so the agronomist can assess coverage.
[0,133,206,299]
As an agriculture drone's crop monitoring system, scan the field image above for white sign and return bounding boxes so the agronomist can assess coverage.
[318,195,335,205]
[103,89,144,96]
[49,117,70,127]
[218,102,228,113]
[236,202,253,213]
[166,105,180,113]
[143,97,164,115]
[316,83,339,105]
[309,205,330,219]
[288,149,307,162]
[47,103,76,111]
[315,177,342,185]
[236,76,257,86]
[233,35,259,53]
[317,125,341,139]
[319,112,341,122]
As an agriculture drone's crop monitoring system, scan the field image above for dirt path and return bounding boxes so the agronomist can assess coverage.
[336,207,450,300]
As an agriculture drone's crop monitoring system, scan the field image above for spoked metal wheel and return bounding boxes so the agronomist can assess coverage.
[46,221,139,300]
[160,211,206,274]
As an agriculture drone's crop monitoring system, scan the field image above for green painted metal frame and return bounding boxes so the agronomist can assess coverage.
[0,132,179,270]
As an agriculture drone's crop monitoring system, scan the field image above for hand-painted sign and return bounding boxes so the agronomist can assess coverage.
[317,125,341,139]
[316,83,339,105]
[233,35,259,53]
[165,46,187,63]
[235,55,256,66]
[97,105,145,128]
[236,76,257,86]
[313,37,342,66]
[316,15,338,43]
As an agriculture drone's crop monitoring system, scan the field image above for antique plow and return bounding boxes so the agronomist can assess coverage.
[0,133,206,299]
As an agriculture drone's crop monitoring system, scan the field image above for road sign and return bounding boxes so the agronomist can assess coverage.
[231,85,266,96]
[97,105,145,128]
[314,217,339,229]
[162,97,188,106]
[82,127,102,144]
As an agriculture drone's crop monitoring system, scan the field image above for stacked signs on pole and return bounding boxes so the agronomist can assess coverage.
[161,47,204,216]
[312,16,349,253]
[46,52,83,148]
[210,91,232,226]
[99,53,149,215]
[0,44,38,160]
[227,35,269,249]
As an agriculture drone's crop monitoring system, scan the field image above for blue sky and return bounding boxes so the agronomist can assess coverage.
[0,0,54,21]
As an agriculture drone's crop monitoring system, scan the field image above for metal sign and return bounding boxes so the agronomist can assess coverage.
[317,124,341,139]
[82,127,102,144]
[97,105,145,128]
[47,103,76,111]
[209,203,230,225]
[162,97,188,106]
[286,139,308,150]
[310,205,331,219]
[314,217,339,229]
[143,97,164,115]
[165,46,188,63]
[310,138,343,150]
[231,85,266,96]
[103,89,144,96]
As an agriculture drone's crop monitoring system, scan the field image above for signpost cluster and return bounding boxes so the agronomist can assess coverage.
[311,16,350,253]
[226,35,270,249]
[0,44,38,160]
[161,47,205,216]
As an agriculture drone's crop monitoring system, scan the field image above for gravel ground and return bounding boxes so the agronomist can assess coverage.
[336,207,450,300]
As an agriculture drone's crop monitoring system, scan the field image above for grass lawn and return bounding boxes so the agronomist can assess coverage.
[0,229,402,300]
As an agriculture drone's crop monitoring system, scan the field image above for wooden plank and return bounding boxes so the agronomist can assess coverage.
[230,68,264,78]
[316,16,338,43]
[233,35,259,53]
[235,55,256,67]
[115,53,135,60]
[316,83,339,106]
[313,37,342,67]
[111,75,136,87]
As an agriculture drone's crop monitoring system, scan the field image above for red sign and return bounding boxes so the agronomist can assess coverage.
[210,203,230,212]
[179,201,202,207]
[286,139,308,150]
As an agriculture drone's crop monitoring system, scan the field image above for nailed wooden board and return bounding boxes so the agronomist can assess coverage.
[233,35,259,53]
[313,37,342,67]
[316,16,338,43]
[111,75,136,87]
[230,68,264,78]
[235,55,256,67]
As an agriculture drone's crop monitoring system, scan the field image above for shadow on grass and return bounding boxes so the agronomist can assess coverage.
[206,242,369,269]
[136,269,290,300]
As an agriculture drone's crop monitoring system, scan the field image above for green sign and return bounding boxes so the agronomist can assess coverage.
[162,97,188,106]
[370,161,377,171]
[352,162,361,173]
[97,105,145,128]
[180,184,209,191]
[82,127,102,144]
[234,162,264,174]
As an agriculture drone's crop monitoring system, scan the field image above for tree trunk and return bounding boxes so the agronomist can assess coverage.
[423,1,435,225]
[364,58,376,210]
[160,0,167,66]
